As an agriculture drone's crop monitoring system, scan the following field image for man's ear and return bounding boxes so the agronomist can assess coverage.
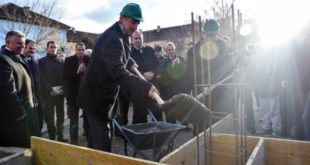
[119,15,125,22]
[5,40,9,47]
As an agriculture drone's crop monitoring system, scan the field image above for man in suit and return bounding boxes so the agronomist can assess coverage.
[0,30,39,147]
[21,39,44,134]
[39,41,67,142]
[63,42,89,145]
[129,31,162,124]
[78,3,159,152]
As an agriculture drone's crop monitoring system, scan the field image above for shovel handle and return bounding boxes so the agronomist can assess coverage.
[153,92,164,105]
[197,73,234,100]
[133,67,164,105]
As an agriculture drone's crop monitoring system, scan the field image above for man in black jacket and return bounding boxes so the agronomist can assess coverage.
[158,42,189,123]
[21,39,44,134]
[129,31,162,124]
[39,41,67,142]
[78,3,159,152]
[0,30,39,147]
[63,42,89,145]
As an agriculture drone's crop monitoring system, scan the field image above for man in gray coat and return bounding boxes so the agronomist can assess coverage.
[78,3,159,152]
[0,30,39,147]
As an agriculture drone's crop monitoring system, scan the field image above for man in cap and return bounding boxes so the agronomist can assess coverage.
[154,45,164,60]
[78,3,159,152]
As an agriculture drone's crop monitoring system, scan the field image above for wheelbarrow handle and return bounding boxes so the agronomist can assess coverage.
[133,67,164,105]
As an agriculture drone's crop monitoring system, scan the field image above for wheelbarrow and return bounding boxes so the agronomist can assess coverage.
[112,110,186,161]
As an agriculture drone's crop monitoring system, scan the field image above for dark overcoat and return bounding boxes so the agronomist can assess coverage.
[38,54,64,99]
[78,22,152,121]
[63,55,89,106]
[0,48,38,147]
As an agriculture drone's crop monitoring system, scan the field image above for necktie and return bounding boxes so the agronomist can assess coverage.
[27,58,32,71]
[138,47,142,54]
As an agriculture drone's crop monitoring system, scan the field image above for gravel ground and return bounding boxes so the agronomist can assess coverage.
[41,106,194,162]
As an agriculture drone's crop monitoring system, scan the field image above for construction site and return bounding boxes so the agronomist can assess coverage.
[1,0,310,165]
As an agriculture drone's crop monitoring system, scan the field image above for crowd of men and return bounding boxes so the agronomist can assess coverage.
[1,3,310,155]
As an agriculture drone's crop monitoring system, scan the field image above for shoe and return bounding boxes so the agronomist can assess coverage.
[256,130,272,136]
[49,135,56,140]
[57,137,69,142]
[71,140,78,145]
[184,126,192,132]
[271,132,280,138]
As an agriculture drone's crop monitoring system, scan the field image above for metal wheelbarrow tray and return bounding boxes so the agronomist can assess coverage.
[121,121,186,150]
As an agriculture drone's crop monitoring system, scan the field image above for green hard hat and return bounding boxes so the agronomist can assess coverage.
[120,3,143,22]
[202,19,220,34]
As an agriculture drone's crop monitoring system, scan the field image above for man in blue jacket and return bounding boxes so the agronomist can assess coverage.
[78,3,159,152]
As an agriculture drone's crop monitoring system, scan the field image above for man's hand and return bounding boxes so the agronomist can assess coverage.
[143,71,154,81]
[77,63,86,74]
[148,85,160,100]
[203,87,212,95]
[171,57,180,67]
[50,90,57,96]
[131,63,138,72]
[16,114,26,121]
[58,89,64,95]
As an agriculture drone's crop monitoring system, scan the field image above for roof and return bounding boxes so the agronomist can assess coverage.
[67,30,101,43]
[0,2,70,29]
[143,23,201,42]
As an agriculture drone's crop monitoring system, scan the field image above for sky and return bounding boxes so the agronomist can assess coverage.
[1,0,310,46]
[57,0,217,33]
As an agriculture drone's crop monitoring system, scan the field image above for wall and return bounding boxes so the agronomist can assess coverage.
[0,20,67,58]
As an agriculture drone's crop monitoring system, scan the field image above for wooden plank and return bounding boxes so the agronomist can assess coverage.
[160,133,259,165]
[246,138,264,165]
[159,114,235,164]
[264,138,310,165]
[210,134,259,165]
[31,137,164,165]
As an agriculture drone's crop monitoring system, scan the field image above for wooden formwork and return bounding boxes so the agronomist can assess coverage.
[28,114,310,165]
[31,137,164,165]
[263,137,310,165]
[159,133,259,165]
[159,114,310,165]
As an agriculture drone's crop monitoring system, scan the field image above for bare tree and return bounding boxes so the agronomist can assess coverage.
[0,0,66,51]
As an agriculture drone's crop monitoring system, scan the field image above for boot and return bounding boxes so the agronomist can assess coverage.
[70,139,78,145]
[49,134,56,140]
[57,135,68,142]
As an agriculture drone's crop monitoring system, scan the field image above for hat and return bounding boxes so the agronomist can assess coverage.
[120,3,143,22]
[154,45,162,51]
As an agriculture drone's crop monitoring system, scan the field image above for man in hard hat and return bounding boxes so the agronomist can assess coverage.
[77,3,159,152]
[186,19,234,135]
